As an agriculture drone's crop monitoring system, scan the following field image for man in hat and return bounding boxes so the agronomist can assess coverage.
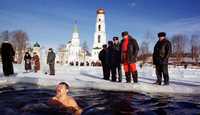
[153,32,172,85]
[113,37,122,82]
[99,44,109,80]
[107,41,118,82]
[47,48,56,75]
[0,38,15,76]
[120,31,139,83]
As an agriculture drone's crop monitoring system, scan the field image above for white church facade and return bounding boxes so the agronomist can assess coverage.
[67,21,81,63]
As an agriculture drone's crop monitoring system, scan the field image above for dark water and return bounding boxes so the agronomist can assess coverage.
[0,83,200,115]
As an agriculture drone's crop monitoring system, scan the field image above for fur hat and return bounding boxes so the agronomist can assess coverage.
[108,41,113,46]
[102,44,107,48]
[113,36,119,41]
[158,32,166,37]
[121,31,129,37]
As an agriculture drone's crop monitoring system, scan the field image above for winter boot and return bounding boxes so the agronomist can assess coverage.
[125,72,131,83]
[132,71,138,83]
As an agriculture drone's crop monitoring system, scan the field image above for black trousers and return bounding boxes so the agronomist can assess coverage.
[49,63,55,75]
[102,64,109,80]
[115,64,122,82]
[155,64,169,85]
[2,61,14,76]
[108,64,117,81]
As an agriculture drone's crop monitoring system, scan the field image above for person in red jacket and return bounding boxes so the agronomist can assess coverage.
[32,52,40,73]
[120,31,139,83]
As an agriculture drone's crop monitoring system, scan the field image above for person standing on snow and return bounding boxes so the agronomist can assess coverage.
[47,48,56,75]
[113,37,122,82]
[107,41,118,82]
[153,32,172,85]
[33,52,40,73]
[99,44,109,80]
[120,31,139,83]
[0,39,15,76]
[24,52,32,72]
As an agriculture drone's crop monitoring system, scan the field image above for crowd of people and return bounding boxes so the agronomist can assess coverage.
[24,48,56,75]
[99,31,172,85]
[99,31,139,83]
[0,31,172,86]
[0,38,56,76]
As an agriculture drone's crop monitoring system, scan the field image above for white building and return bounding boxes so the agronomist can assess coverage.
[91,8,107,62]
[67,21,81,63]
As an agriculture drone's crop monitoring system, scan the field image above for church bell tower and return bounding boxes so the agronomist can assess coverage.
[91,8,107,61]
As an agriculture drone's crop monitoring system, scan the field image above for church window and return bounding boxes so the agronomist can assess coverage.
[98,25,101,31]
[99,18,101,22]
[98,35,101,43]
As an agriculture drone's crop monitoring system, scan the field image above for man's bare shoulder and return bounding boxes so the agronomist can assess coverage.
[67,96,78,106]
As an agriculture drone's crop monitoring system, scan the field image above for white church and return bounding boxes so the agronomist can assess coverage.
[55,8,107,65]
[66,21,82,63]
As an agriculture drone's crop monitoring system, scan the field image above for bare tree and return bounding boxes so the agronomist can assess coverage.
[171,34,188,65]
[191,34,200,65]
[138,31,154,63]
[140,41,149,63]
[11,30,29,64]
[58,44,66,64]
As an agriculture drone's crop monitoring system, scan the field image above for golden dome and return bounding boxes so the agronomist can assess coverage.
[97,8,105,14]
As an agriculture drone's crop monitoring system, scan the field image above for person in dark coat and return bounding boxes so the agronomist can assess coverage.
[24,52,32,72]
[99,44,109,80]
[33,52,40,73]
[153,32,172,85]
[0,40,15,76]
[113,37,122,82]
[107,41,118,82]
[120,31,139,83]
[47,48,56,75]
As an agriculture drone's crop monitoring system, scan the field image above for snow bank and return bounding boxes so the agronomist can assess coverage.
[0,64,200,95]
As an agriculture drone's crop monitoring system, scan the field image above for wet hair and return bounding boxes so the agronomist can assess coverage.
[158,32,166,37]
[59,82,69,89]
[121,31,129,37]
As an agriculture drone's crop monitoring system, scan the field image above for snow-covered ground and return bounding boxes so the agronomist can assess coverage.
[0,64,200,95]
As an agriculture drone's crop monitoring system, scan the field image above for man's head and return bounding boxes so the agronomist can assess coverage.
[113,37,119,44]
[25,52,29,55]
[102,44,107,49]
[49,48,53,52]
[121,31,129,39]
[56,82,69,97]
[158,32,166,41]
[108,41,113,47]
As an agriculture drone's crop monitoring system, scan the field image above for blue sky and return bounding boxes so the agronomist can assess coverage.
[0,0,200,51]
